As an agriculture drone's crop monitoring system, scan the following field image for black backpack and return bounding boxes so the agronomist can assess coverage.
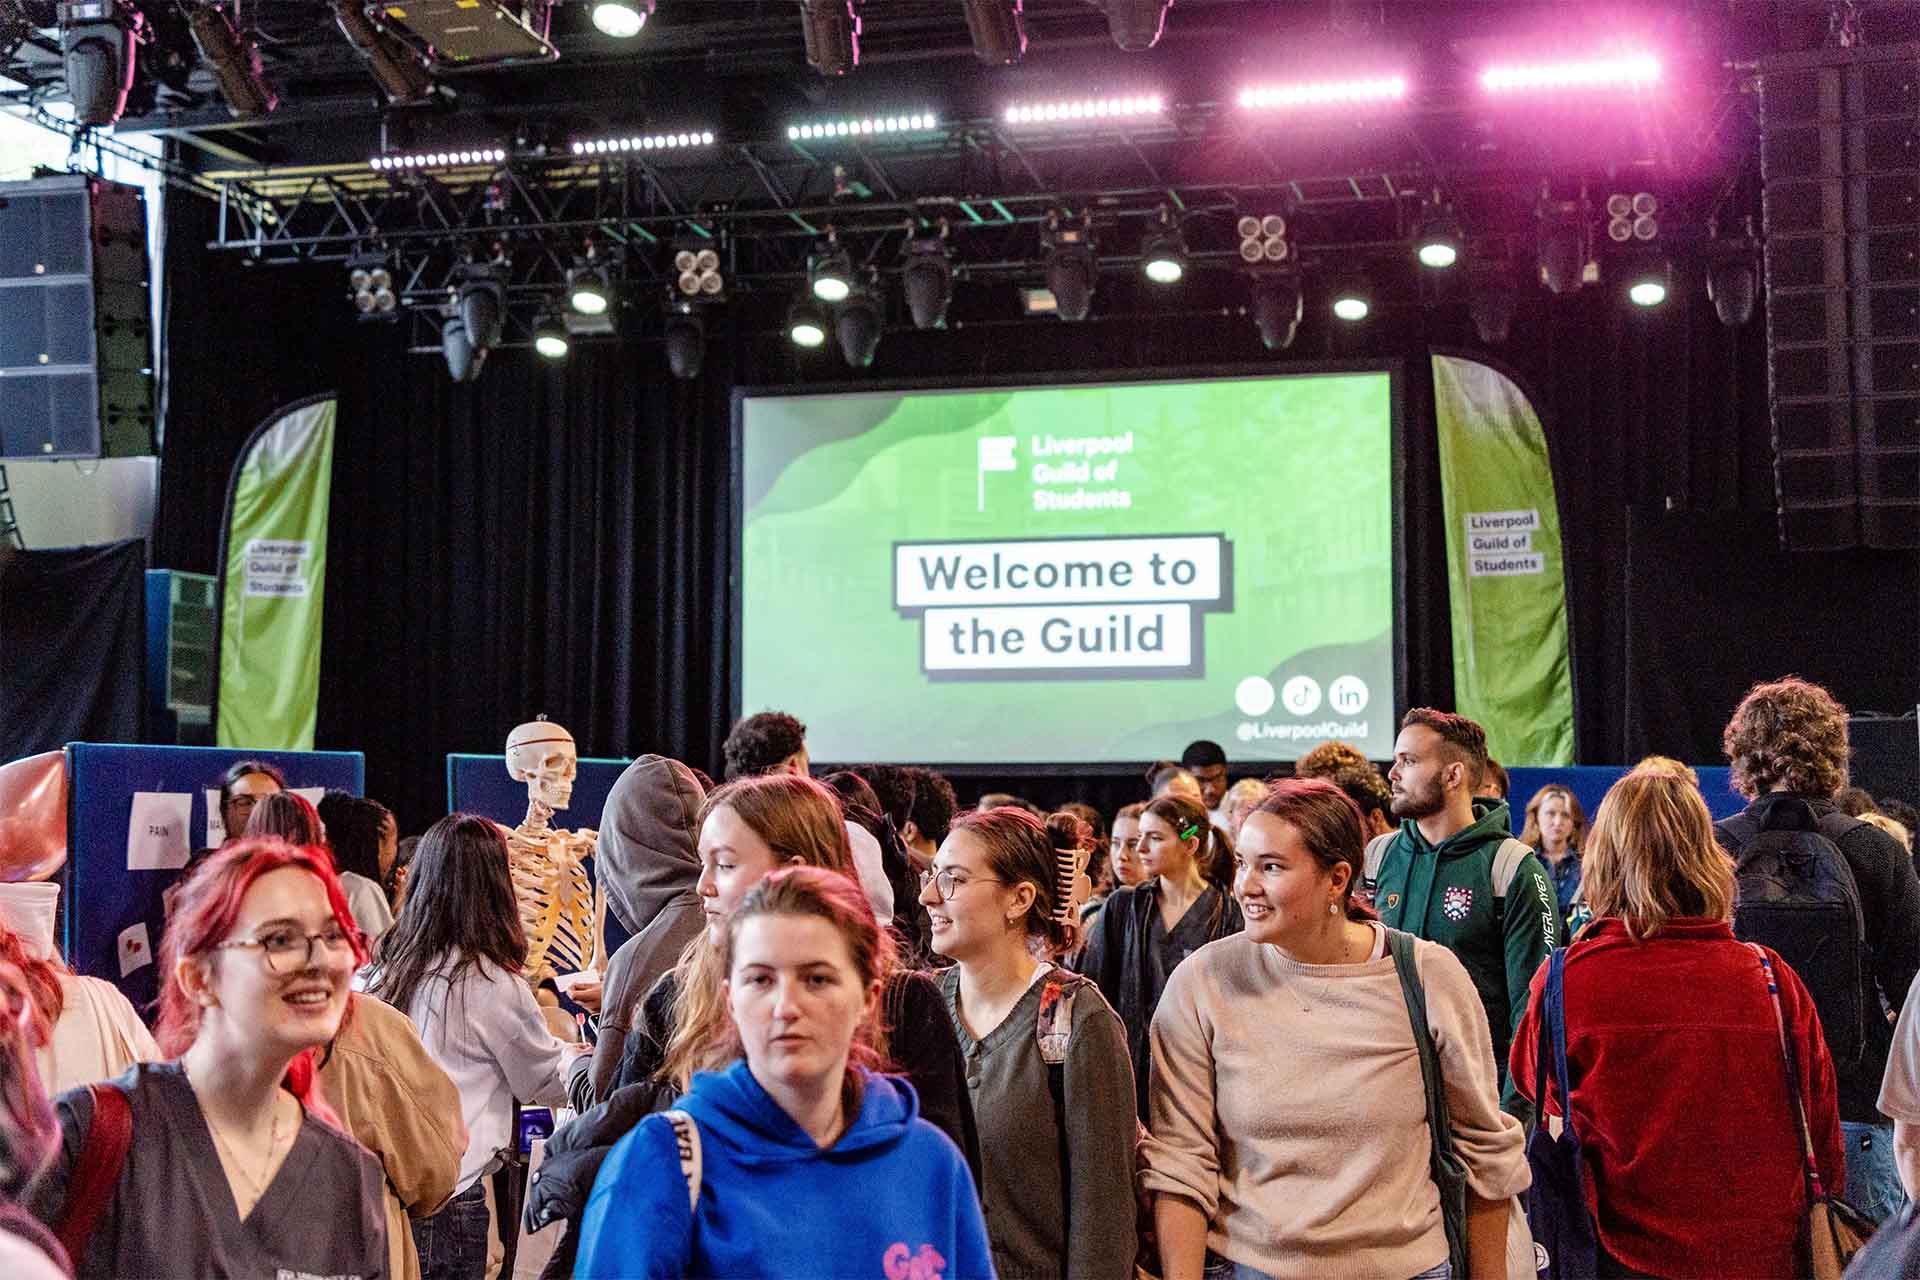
[1715,800,1870,1069]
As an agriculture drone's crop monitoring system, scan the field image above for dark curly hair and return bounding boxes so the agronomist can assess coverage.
[1328,762,1393,822]
[1723,677,1850,800]
[906,767,958,846]
[722,711,808,781]
[1295,741,1372,780]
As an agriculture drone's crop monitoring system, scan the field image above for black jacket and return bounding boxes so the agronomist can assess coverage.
[1717,792,1920,1122]
[529,965,981,1278]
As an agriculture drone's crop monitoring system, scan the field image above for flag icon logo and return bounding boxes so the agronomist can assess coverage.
[977,436,1017,510]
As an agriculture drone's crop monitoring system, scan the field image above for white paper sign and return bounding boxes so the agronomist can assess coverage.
[243,538,312,598]
[117,922,152,977]
[128,792,192,871]
[205,788,226,847]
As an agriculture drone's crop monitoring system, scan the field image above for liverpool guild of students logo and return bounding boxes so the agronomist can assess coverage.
[1441,885,1473,921]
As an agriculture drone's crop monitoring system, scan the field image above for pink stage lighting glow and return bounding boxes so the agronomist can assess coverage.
[1480,54,1660,94]
[1237,77,1408,110]
[1003,96,1165,126]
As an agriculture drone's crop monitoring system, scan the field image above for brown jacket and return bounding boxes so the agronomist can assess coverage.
[319,992,468,1280]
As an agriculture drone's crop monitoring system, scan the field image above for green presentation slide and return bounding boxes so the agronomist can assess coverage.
[737,370,1397,764]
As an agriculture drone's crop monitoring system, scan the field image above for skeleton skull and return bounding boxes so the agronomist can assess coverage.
[506,717,578,811]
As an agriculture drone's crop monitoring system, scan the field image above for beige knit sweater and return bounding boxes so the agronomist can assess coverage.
[1140,926,1529,1279]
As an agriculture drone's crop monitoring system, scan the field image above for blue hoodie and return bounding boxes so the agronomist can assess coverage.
[575,1060,995,1280]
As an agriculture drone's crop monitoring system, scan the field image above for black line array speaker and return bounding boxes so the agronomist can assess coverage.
[0,174,155,460]
[1759,44,1920,550]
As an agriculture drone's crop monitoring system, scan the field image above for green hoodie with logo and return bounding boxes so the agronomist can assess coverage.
[1374,798,1562,1125]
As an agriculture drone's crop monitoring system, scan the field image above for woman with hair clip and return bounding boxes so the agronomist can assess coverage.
[28,837,387,1279]
[922,806,1138,1280]
[575,867,991,1279]
[362,814,587,1280]
[1144,780,1527,1280]
[1081,791,1243,1118]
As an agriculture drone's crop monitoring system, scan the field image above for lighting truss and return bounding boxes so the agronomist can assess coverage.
[1003,96,1163,126]
[371,148,507,171]
[571,130,718,156]
[787,113,938,142]
[1238,76,1408,110]
[1481,54,1660,94]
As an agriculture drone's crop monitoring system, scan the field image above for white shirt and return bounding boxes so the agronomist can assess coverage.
[39,973,161,1096]
[339,871,396,942]
[365,956,579,1193]
[846,819,895,926]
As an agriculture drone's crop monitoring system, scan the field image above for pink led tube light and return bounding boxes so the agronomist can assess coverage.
[1237,77,1408,110]
[1480,54,1660,93]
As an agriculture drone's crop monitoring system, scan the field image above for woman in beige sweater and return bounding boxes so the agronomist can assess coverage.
[1141,779,1528,1280]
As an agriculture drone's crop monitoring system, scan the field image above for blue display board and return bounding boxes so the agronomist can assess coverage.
[1505,765,1743,826]
[66,743,365,1016]
[446,753,638,955]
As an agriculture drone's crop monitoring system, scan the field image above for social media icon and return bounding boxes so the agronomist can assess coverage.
[1235,676,1276,717]
[1281,675,1321,716]
[1328,675,1369,715]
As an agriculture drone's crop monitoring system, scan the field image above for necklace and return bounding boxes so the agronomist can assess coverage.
[187,1065,288,1206]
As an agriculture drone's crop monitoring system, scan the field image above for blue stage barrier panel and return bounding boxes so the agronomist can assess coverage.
[65,742,364,1016]
[1505,765,1744,827]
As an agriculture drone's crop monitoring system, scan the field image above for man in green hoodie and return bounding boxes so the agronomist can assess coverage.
[1365,707,1562,1124]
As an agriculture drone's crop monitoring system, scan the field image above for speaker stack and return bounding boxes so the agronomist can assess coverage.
[1759,43,1920,550]
[0,174,155,460]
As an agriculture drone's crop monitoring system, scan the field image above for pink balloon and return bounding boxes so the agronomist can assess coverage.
[0,751,67,881]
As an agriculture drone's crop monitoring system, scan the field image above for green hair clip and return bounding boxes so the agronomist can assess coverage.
[1179,821,1202,841]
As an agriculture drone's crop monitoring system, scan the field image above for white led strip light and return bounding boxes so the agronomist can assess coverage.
[1003,96,1165,125]
[787,113,940,142]
[1238,77,1408,109]
[570,131,718,156]
[369,149,507,171]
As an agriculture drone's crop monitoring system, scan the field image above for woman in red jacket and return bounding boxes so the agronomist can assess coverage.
[1511,765,1845,1279]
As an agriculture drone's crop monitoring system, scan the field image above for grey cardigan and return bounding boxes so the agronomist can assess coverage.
[937,965,1138,1280]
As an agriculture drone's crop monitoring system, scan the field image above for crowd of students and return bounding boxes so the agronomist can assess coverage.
[1,675,1919,1278]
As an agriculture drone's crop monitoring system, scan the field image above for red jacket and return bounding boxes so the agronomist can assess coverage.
[1511,918,1846,1280]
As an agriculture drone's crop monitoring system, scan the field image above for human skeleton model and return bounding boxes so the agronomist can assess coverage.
[502,717,605,984]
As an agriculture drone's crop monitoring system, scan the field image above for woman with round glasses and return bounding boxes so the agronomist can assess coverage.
[27,836,387,1279]
[920,807,1139,1280]
[363,813,588,1280]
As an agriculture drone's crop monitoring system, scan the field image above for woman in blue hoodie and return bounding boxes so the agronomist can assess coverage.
[574,866,994,1280]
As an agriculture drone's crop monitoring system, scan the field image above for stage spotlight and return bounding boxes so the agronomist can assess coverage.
[59,0,140,126]
[903,234,954,330]
[1085,0,1170,52]
[1536,198,1590,296]
[1331,278,1372,322]
[1467,261,1517,344]
[662,299,706,379]
[1626,259,1671,308]
[1043,214,1096,322]
[1238,214,1290,265]
[788,300,828,348]
[1415,206,1462,270]
[534,314,570,359]
[672,240,726,300]
[592,0,653,37]
[799,0,860,76]
[836,282,883,368]
[1249,274,1303,351]
[458,266,506,350]
[332,0,432,104]
[809,244,854,304]
[442,314,484,382]
[1141,214,1186,285]
[568,264,610,316]
[346,252,398,318]
[188,4,277,119]
[963,0,1024,65]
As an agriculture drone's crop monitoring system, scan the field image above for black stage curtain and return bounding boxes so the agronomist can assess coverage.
[0,540,146,761]
[153,195,1917,828]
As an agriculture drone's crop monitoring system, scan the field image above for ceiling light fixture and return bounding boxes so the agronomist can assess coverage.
[591,0,653,38]
[835,279,884,368]
[962,0,1024,65]
[1626,259,1671,308]
[903,232,954,330]
[809,242,854,304]
[799,0,860,76]
[1468,260,1517,344]
[1084,0,1171,53]
[1042,213,1097,322]
[58,0,140,127]
[1003,95,1163,126]
[534,313,570,359]
[1481,52,1660,94]
[788,300,828,348]
[1249,273,1303,351]
[1415,203,1463,269]
[1331,277,1372,322]
[1140,211,1186,285]
[1238,76,1407,110]
[187,3,277,119]
[787,112,939,143]
[569,130,716,156]
[370,149,506,171]
[332,0,432,105]
[664,298,705,379]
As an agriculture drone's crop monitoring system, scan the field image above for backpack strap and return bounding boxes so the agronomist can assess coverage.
[1716,812,1761,850]
[1035,968,1086,1235]
[662,1110,701,1215]
[1491,838,1534,899]
[1363,832,1395,887]
[56,1081,132,1269]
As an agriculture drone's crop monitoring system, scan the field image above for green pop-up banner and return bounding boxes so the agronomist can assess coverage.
[214,393,336,750]
[1431,355,1574,765]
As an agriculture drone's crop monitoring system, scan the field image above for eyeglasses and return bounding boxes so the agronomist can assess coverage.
[918,869,1004,903]
[214,925,360,974]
